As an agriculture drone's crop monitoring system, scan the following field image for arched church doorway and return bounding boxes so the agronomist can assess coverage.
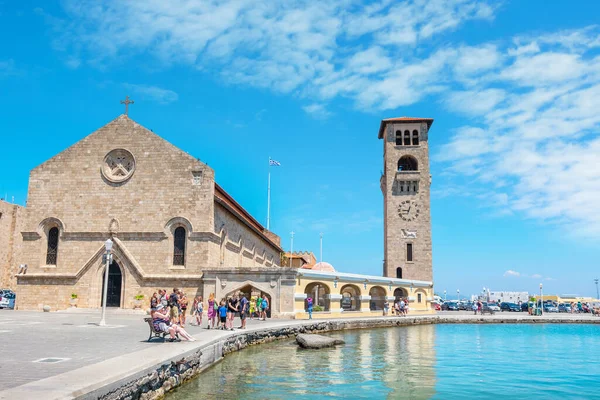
[226,284,272,318]
[101,260,122,307]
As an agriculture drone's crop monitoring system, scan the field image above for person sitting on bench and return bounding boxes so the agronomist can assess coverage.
[152,305,196,342]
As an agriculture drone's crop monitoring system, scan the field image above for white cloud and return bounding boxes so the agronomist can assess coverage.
[531,274,542,279]
[122,83,178,104]
[445,88,506,116]
[504,270,521,277]
[302,103,331,119]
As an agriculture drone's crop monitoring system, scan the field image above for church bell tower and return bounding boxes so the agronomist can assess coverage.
[379,117,433,282]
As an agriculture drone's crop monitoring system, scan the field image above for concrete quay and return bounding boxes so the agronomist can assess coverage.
[0,310,598,400]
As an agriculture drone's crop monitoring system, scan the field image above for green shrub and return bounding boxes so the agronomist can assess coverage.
[134,294,145,301]
[313,305,324,312]
[71,293,78,299]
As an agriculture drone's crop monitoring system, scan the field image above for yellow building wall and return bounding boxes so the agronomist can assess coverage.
[293,276,435,320]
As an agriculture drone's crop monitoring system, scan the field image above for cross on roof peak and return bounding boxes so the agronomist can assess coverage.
[120,95,134,115]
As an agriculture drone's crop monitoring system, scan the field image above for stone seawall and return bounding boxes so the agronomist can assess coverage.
[89,316,600,400]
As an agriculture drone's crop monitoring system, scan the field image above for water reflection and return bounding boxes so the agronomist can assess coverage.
[169,326,436,400]
[169,324,600,400]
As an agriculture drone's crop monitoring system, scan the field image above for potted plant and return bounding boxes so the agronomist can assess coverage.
[70,293,78,307]
[134,294,144,309]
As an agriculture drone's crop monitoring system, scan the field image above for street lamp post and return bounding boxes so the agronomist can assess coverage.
[444,290,447,302]
[99,238,113,326]
[289,232,294,268]
[457,289,460,303]
[540,283,543,316]
[595,278,599,300]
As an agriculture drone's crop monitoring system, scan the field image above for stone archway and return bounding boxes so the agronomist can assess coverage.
[225,284,272,318]
[369,286,386,311]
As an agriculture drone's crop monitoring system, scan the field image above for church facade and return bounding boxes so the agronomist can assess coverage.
[2,115,296,314]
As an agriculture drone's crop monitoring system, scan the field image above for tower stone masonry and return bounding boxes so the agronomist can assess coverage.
[379,117,433,282]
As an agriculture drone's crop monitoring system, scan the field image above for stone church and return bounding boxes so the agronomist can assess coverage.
[0,115,297,314]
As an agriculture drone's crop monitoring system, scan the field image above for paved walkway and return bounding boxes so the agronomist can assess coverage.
[0,309,598,398]
[0,309,294,391]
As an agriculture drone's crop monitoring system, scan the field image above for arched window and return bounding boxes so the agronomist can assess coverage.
[403,130,410,146]
[46,227,59,265]
[395,130,402,145]
[173,227,186,266]
[412,130,419,146]
[418,293,422,303]
[396,267,403,279]
[394,287,408,300]
[398,156,418,171]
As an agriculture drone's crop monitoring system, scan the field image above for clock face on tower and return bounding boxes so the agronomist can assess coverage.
[398,200,421,221]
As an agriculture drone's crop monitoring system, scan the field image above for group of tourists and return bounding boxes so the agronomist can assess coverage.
[382,298,409,316]
[149,288,195,342]
[190,292,270,331]
[149,288,270,339]
[471,300,484,314]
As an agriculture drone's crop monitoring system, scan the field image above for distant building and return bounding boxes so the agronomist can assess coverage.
[488,291,529,303]
[283,251,316,269]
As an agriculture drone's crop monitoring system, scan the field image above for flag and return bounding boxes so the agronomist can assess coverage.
[269,158,281,166]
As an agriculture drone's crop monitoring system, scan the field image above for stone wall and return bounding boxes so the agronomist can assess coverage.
[382,121,433,282]
[214,203,281,269]
[0,200,24,289]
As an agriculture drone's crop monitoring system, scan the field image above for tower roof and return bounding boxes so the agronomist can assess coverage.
[378,117,434,139]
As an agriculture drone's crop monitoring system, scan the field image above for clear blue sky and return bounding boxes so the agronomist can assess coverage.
[1,1,599,298]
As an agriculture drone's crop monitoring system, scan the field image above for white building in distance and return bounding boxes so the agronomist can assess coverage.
[488,291,529,303]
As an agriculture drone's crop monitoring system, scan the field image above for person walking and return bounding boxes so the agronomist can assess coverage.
[307,296,314,320]
[179,291,189,327]
[207,293,216,329]
[239,293,249,329]
[399,299,406,317]
[256,296,262,319]
[227,295,239,330]
[150,292,159,312]
[472,301,478,315]
[260,294,269,320]
[383,299,389,316]
[193,296,203,326]
[218,299,227,330]
[168,288,180,325]
[249,296,256,320]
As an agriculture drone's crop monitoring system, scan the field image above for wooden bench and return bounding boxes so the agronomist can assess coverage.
[144,317,179,342]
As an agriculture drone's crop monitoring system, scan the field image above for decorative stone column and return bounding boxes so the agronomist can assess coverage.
[294,293,307,314]
[359,295,372,312]
[326,294,343,312]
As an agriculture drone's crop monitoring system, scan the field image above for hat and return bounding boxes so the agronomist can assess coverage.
[156,304,164,310]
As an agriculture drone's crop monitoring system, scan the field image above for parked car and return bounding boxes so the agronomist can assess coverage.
[442,301,459,311]
[433,303,441,311]
[558,303,571,313]
[543,304,559,313]
[0,292,15,309]
[486,303,501,312]
[500,302,521,312]
[481,303,496,314]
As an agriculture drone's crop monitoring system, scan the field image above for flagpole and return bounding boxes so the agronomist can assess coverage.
[267,157,271,231]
